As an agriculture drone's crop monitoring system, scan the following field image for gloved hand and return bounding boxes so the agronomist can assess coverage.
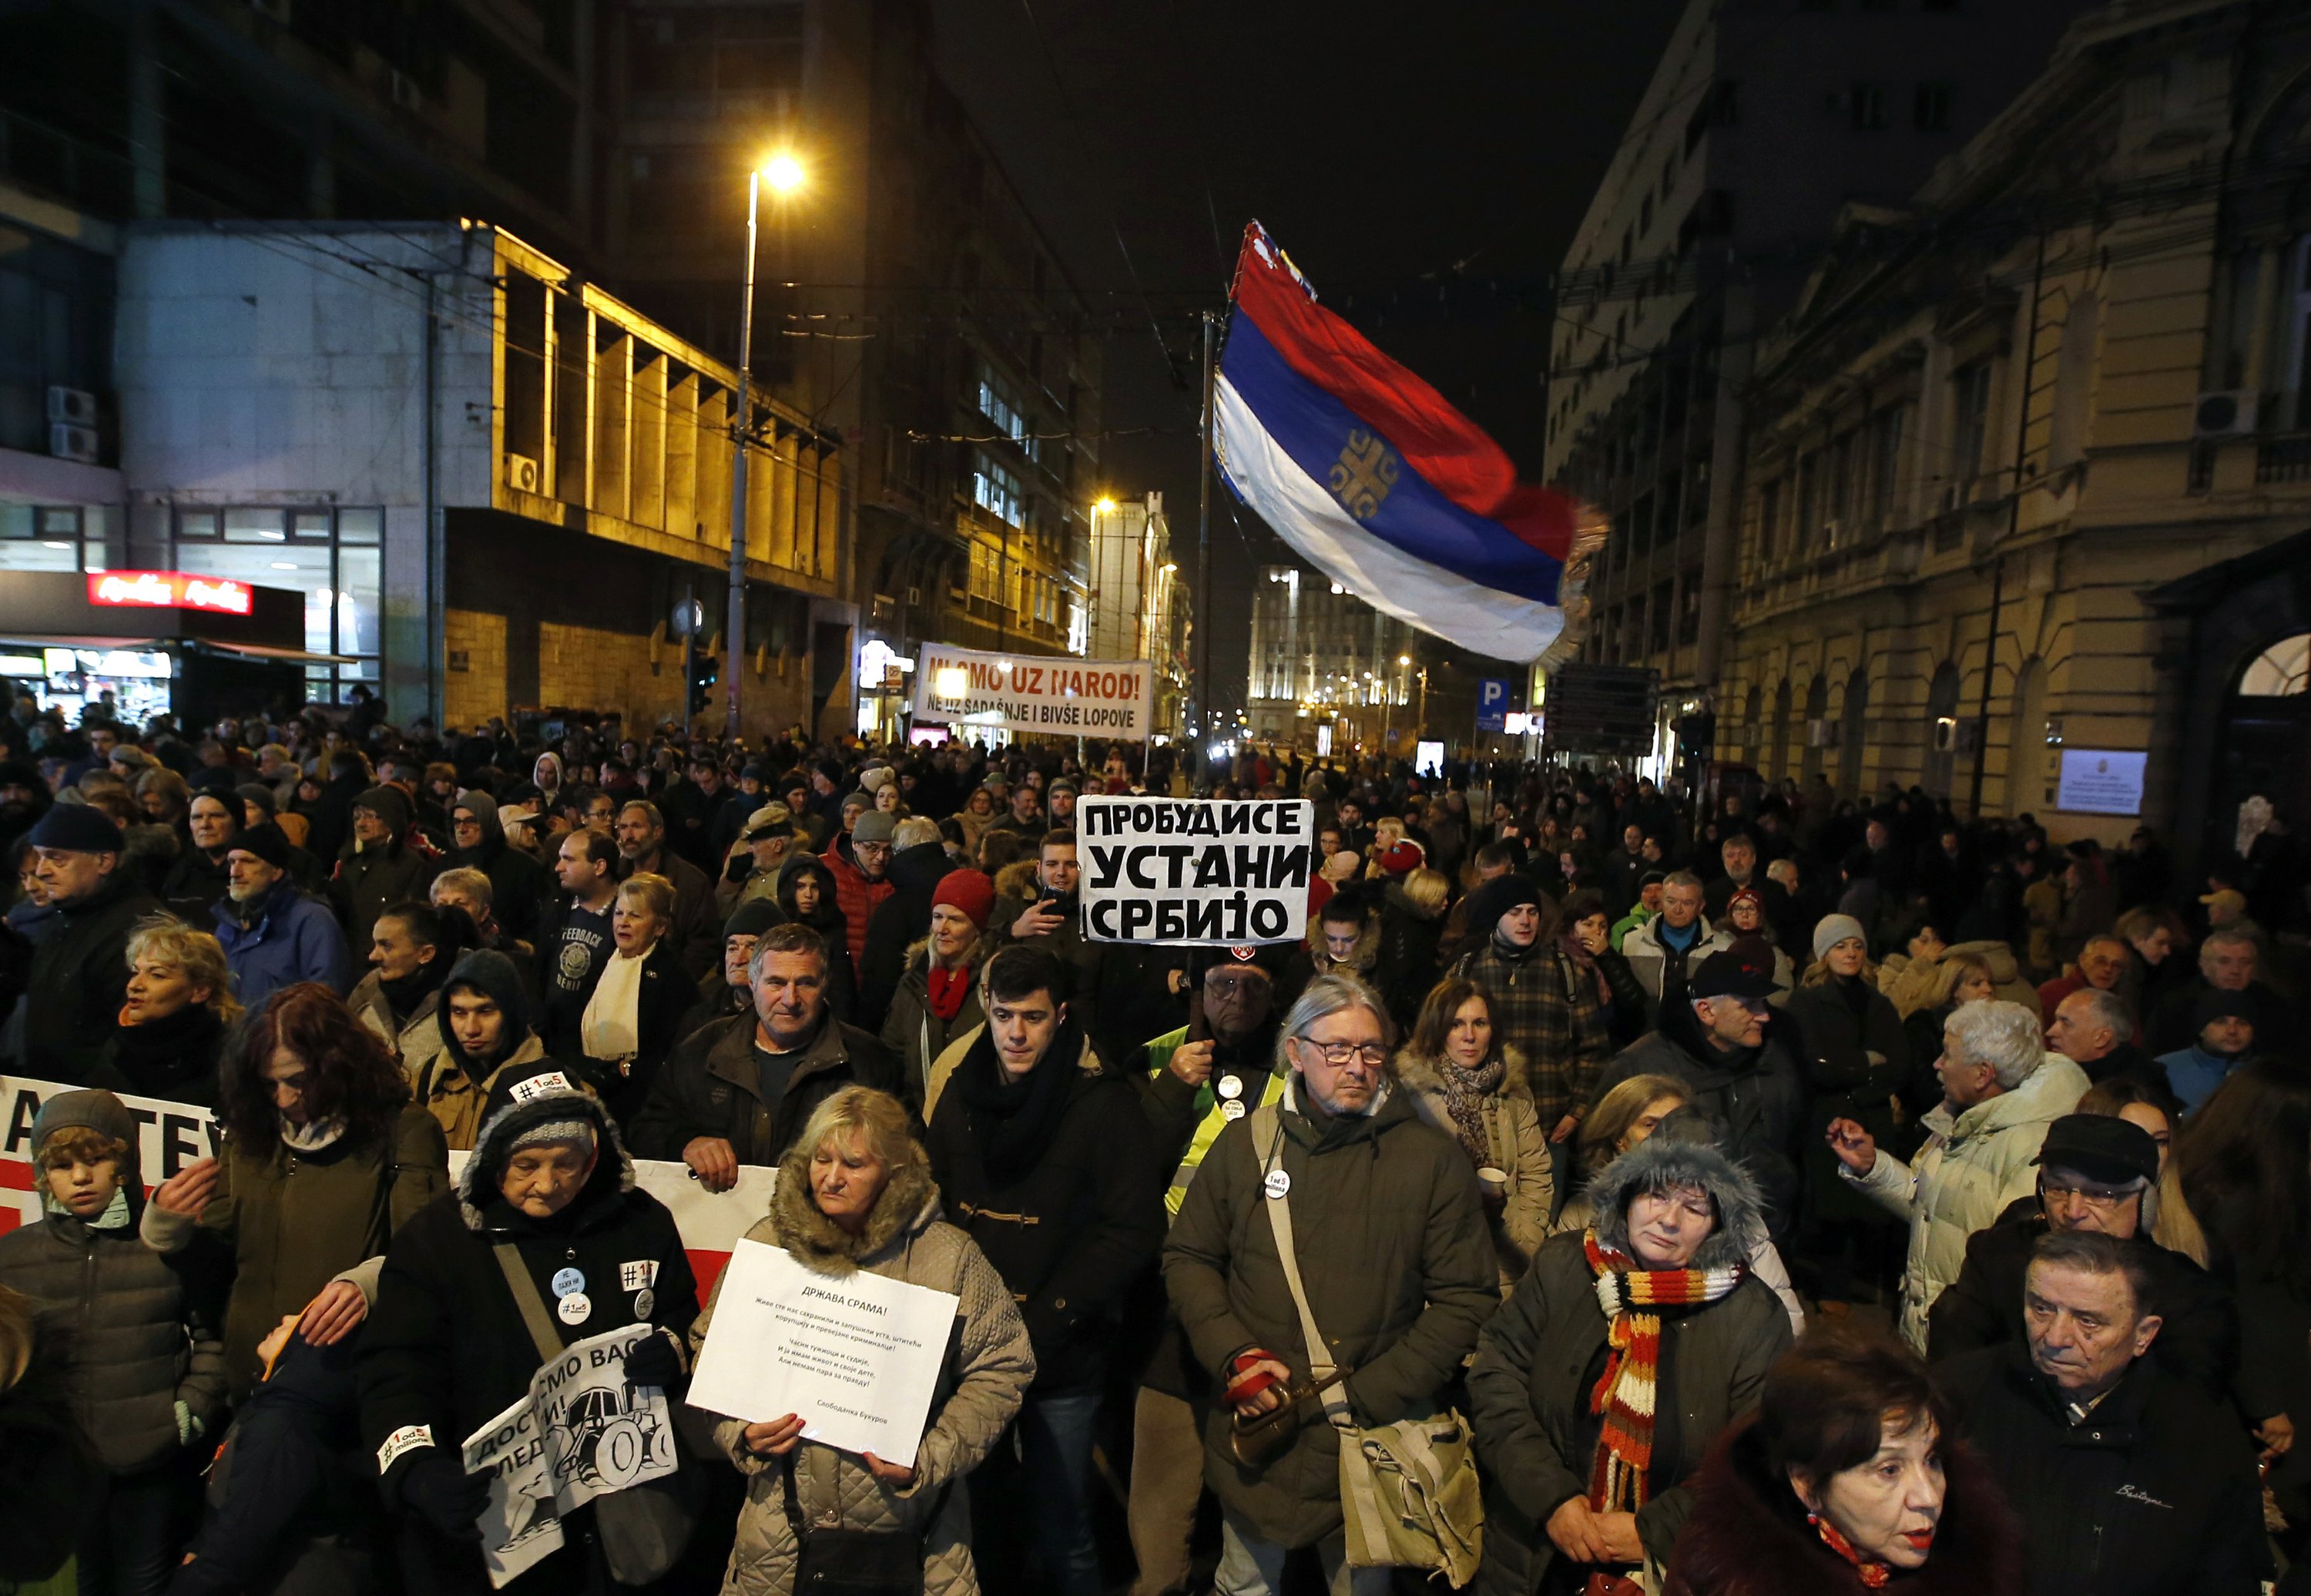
[396,1450,491,1541]
[625,1326,686,1389]
[725,853,753,883]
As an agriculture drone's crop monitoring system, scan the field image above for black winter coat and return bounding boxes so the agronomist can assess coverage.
[1925,1200,2241,1404]
[570,938,694,1128]
[924,1021,1165,1392]
[1939,1343,2269,1596]
[626,1010,907,1168]
[452,836,548,944]
[358,1120,699,1596]
[161,844,234,924]
[855,841,951,1033]
[1783,974,1908,1226]
[25,869,163,1081]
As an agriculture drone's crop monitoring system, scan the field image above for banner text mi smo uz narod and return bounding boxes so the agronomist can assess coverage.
[1077,797,1312,945]
[911,643,1153,738]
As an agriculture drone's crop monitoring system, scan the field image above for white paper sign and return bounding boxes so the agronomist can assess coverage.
[912,642,1154,738]
[686,1239,958,1468]
[2057,749,2148,816]
[1076,796,1313,944]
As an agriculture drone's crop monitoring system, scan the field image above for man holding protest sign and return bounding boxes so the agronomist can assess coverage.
[357,1065,698,1594]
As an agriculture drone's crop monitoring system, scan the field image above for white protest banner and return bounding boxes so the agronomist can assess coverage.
[912,642,1154,739]
[0,1076,770,1300]
[1076,796,1313,945]
[686,1237,958,1468]
[462,1323,679,1588]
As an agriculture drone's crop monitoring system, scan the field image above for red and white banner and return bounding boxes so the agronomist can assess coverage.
[1,1076,770,1303]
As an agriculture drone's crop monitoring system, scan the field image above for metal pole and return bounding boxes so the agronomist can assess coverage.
[1968,226,2048,817]
[725,169,759,744]
[1196,311,1216,748]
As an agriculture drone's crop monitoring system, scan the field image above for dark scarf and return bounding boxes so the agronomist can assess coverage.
[954,1019,1081,1185]
[1434,1054,1504,1168]
[380,957,450,1026]
[109,1002,224,1097]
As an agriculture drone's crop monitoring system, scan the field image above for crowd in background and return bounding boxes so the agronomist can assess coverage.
[0,687,2302,1596]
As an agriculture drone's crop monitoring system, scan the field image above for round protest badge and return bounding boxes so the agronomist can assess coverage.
[633,1288,656,1320]
[1216,1075,1243,1101]
[1222,1099,1246,1122]
[1263,1168,1291,1201]
[552,1267,586,1299]
[557,1292,592,1326]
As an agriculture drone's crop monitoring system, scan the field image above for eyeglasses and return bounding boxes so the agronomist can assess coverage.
[2041,1179,2140,1209]
[1294,1038,1387,1068]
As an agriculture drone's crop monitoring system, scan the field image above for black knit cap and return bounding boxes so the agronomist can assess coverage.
[26,803,123,854]
[1462,873,1544,937]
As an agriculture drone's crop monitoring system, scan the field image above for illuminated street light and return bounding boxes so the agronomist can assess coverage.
[760,151,805,195]
[1094,496,1117,514]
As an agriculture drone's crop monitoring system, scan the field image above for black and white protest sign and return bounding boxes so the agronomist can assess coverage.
[1078,797,1313,945]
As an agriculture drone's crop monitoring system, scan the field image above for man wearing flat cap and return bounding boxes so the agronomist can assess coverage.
[22,803,163,1080]
[1929,1112,2243,1403]
[1589,944,1808,1237]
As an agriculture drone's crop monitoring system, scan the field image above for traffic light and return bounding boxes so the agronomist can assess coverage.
[690,652,719,716]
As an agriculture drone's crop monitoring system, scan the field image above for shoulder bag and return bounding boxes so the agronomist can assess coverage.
[1247,1100,1484,1588]
[776,1454,954,1596]
[493,1242,700,1585]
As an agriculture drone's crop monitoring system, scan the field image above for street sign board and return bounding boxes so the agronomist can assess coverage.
[1544,663,1658,755]
[1474,676,1512,733]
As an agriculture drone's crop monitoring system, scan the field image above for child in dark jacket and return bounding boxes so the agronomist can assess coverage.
[172,1316,380,1596]
[0,1089,227,1596]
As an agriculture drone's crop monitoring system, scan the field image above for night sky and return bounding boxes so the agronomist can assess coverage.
[930,0,1687,714]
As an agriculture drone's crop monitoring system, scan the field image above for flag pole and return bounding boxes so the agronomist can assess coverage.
[1196,309,1216,762]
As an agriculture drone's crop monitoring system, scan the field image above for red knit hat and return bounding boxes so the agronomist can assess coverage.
[932,868,996,930]
[1378,838,1425,876]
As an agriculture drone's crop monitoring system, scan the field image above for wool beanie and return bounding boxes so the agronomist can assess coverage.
[933,868,996,930]
[1813,913,1869,963]
[28,803,124,854]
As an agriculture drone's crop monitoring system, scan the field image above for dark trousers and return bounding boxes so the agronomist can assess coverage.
[972,1385,1105,1596]
[78,1460,193,1596]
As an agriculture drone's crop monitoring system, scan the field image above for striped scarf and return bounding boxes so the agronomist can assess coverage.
[1581,1232,1745,1587]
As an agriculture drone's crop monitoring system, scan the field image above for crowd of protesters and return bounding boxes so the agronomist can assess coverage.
[0,688,2303,1596]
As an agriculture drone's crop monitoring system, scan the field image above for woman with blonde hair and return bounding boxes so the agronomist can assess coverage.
[578,871,693,1123]
[95,914,243,1105]
[1393,977,1551,1289]
[698,1085,1033,1594]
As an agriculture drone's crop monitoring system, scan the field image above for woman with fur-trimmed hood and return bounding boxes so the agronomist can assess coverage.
[1392,974,1553,1292]
[1468,1134,1795,1596]
[696,1085,1033,1596]
[357,1064,699,1596]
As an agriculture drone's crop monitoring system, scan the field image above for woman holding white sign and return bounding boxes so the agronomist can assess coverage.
[694,1085,1032,1596]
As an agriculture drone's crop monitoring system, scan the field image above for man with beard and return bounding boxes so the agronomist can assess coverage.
[212,823,354,1006]
[327,786,435,954]
[159,790,243,920]
[22,805,164,1081]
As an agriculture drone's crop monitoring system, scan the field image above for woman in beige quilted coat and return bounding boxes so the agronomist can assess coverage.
[693,1085,1034,1595]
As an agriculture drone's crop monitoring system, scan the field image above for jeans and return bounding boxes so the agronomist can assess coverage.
[976,1386,1104,1596]
[1214,1515,1393,1596]
[77,1462,190,1596]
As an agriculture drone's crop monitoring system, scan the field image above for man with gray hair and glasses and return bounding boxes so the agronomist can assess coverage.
[1162,974,1495,1594]
[1826,998,2089,1350]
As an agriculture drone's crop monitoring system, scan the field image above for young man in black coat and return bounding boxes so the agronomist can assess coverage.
[922,945,1163,1596]
[357,1066,699,1596]
[1939,1230,2269,1596]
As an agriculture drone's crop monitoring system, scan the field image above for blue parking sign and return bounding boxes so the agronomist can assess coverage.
[1474,677,1511,733]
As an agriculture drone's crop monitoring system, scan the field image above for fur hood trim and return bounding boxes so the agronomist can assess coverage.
[1390,1044,1532,1101]
[993,858,1041,901]
[1313,910,1381,974]
[457,1085,635,1232]
[769,1141,940,1273]
[1586,1134,1765,1272]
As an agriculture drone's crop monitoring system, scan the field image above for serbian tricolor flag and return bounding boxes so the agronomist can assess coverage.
[1213,222,1605,663]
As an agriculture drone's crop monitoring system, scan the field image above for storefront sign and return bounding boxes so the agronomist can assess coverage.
[2057,749,2148,816]
[912,642,1153,737]
[1078,796,1313,944]
[87,570,253,615]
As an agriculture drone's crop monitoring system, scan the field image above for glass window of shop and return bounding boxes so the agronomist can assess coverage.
[171,507,381,702]
[0,503,120,571]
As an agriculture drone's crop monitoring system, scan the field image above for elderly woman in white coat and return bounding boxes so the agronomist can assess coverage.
[692,1085,1034,1595]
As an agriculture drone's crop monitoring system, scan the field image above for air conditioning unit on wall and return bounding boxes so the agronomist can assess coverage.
[47,386,97,426]
[49,423,98,464]
[506,453,539,493]
[2193,391,2259,438]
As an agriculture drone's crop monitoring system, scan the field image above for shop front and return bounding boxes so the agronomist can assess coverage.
[0,568,331,726]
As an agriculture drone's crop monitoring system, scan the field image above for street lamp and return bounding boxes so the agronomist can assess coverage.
[726,150,806,740]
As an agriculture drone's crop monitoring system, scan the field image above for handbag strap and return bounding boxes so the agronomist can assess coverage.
[491,1241,565,1365]
[1248,1095,1354,1432]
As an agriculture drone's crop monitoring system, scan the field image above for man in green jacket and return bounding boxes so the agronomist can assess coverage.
[1162,972,1496,1592]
